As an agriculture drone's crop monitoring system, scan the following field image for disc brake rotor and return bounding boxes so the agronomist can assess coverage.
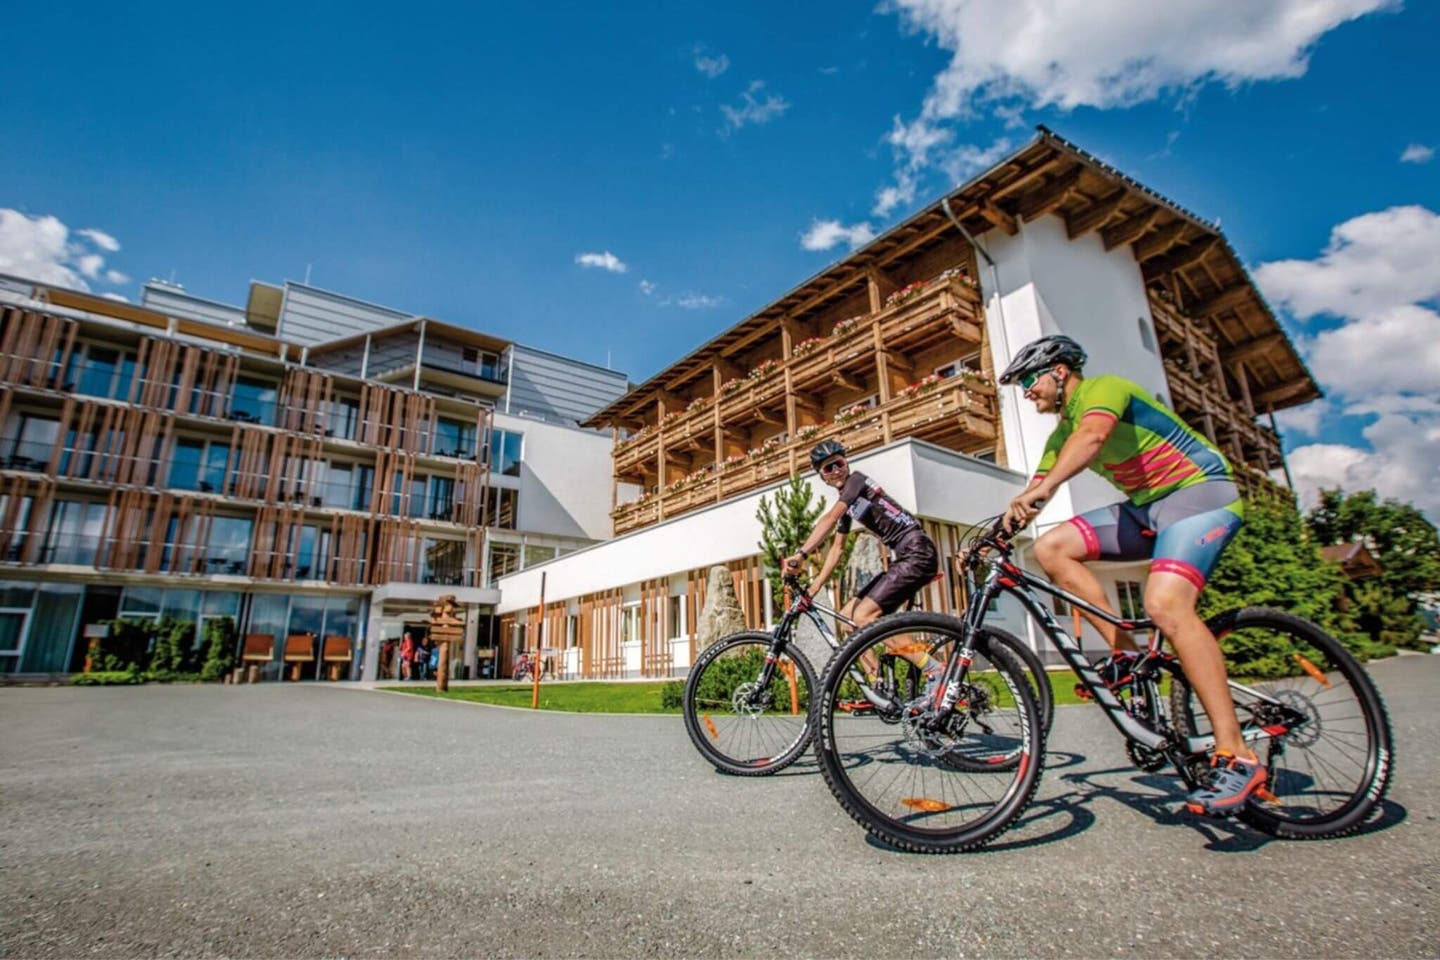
[731,681,768,718]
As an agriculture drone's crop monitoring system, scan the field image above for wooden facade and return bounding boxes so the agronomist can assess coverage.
[0,299,496,589]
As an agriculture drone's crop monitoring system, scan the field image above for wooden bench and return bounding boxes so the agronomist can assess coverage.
[282,633,316,681]
[240,633,275,683]
[321,635,352,681]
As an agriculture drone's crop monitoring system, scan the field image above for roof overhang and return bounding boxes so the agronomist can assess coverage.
[584,126,1319,427]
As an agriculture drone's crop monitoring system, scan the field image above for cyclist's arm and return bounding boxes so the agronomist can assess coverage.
[1031,414,1115,497]
[784,500,847,571]
[805,531,848,600]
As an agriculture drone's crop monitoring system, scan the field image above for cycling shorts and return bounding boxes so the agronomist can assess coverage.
[1067,480,1243,591]
[855,531,939,614]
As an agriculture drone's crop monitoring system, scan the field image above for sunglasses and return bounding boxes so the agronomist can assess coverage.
[819,459,846,475]
[1018,368,1051,391]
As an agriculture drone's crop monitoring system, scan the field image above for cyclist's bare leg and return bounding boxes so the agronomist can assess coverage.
[1032,524,1140,652]
[841,597,883,678]
[1144,572,1254,761]
[850,595,940,675]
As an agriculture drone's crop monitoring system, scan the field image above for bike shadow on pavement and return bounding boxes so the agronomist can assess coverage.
[1052,764,1408,853]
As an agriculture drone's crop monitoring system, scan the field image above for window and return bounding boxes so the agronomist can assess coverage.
[935,353,981,379]
[1116,580,1144,621]
[435,418,477,458]
[77,346,118,398]
[43,500,105,564]
[620,602,639,643]
[487,487,518,529]
[422,538,466,585]
[206,516,254,574]
[668,595,685,639]
[327,398,359,440]
[9,414,59,469]
[464,347,503,382]
[0,583,35,675]
[1138,316,1156,354]
[486,429,523,477]
[119,586,163,618]
[231,377,277,425]
[168,439,205,491]
[430,476,455,521]
[523,543,556,569]
[487,540,519,585]
[201,443,230,494]
[565,614,578,649]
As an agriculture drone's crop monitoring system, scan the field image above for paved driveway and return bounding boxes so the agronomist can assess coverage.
[2,656,1436,958]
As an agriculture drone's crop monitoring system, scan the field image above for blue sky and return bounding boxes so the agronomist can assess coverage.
[2,1,1437,516]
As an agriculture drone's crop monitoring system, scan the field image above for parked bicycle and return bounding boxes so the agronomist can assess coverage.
[681,573,1053,777]
[813,515,1395,853]
[511,652,550,682]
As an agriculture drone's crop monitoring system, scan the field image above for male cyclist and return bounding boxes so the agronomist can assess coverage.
[998,334,1262,817]
[783,440,943,697]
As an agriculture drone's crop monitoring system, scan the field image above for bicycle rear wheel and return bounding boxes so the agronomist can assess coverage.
[1171,607,1393,839]
[682,631,816,776]
[814,612,1044,853]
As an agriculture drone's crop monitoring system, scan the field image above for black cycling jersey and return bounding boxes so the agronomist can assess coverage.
[835,470,921,549]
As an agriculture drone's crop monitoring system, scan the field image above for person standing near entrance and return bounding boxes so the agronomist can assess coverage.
[400,631,416,681]
[998,334,1260,817]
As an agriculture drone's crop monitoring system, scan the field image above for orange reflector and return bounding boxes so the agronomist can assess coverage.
[901,798,953,813]
[1294,654,1331,688]
[703,715,719,739]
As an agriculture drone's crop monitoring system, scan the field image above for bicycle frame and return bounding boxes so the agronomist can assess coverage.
[958,549,1291,759]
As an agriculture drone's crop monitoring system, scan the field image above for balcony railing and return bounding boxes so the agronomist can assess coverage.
[610,274,985,481]
[612,377,997,535]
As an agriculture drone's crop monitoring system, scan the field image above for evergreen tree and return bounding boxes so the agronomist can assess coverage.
[1307,488,1440,649]
[756,475,847,607]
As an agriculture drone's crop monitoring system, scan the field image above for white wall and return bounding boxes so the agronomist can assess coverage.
[978,213,1166,528]
[496,439,1030,614]
[496,411,614,540]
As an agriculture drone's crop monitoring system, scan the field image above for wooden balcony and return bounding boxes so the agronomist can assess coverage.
[610,377,998,535]
[611,274,986,482]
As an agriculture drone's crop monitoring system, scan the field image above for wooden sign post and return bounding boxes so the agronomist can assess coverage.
[430,594,465,693]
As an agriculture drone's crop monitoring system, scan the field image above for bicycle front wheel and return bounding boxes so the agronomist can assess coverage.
[815,612,1044,853]
[682,631,816,776]
[1172,607,1393,839]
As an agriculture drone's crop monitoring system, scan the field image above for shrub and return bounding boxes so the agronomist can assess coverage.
[89,618,154,673]
[71,669,143,686]
[199,616,238,682]
[660,680,684,709]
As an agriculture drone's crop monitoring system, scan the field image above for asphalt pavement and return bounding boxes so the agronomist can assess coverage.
[1,655,1436,959]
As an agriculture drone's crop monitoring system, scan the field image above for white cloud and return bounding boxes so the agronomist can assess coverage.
[639,279,656,296]
[1289,414,1440,519]
[800,218,877,252]
[1400,143,1435,164]
[0,208,128,291]
[888,0,1395,117]
[1255,204,1440,520]
[1254,206,1440,320]
[663,293,722,309]
[720,81,790,135]
[694,47,729,79]
[1273,399,1328,438]
[77,227,120,252]
[575,251,628,274]
[872,0,1395,218]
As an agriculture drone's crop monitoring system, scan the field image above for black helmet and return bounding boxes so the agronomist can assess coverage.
[810,439,846,472]
[998,335,1087,385]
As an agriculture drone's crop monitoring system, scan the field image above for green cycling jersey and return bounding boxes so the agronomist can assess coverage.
[1034,374,1232,506]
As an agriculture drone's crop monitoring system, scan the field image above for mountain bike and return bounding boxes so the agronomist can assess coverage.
[681,573,1053,777]
[813,515,1394,853]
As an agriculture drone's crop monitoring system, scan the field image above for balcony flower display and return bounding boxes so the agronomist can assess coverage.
[616,424,652,450]
[746,435,784,459]
[720,453,747,471]
[685,395,710,414]
[795,421,830,443]
[958,369,993,388]
[884,267,978,309]
[830,316,866,340]
[792,336,825,357]
[747,358,779,382]
[835,402,874,425]
[719,378,745,397]
[898,373,944,398]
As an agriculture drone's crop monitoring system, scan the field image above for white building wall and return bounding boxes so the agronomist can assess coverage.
[496,440,1032,623]
[494,411,613,541]
[978,213,1167,531]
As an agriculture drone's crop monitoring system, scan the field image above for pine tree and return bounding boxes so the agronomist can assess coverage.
[757,475,848,607]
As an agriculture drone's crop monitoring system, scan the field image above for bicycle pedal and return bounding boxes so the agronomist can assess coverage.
[1252,786,1280,806]
[837,700,874,714]
[1073,683,1094,701]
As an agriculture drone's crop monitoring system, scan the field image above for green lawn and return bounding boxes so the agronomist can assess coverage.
[381,682,679,713]
[382,669,1095,713]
